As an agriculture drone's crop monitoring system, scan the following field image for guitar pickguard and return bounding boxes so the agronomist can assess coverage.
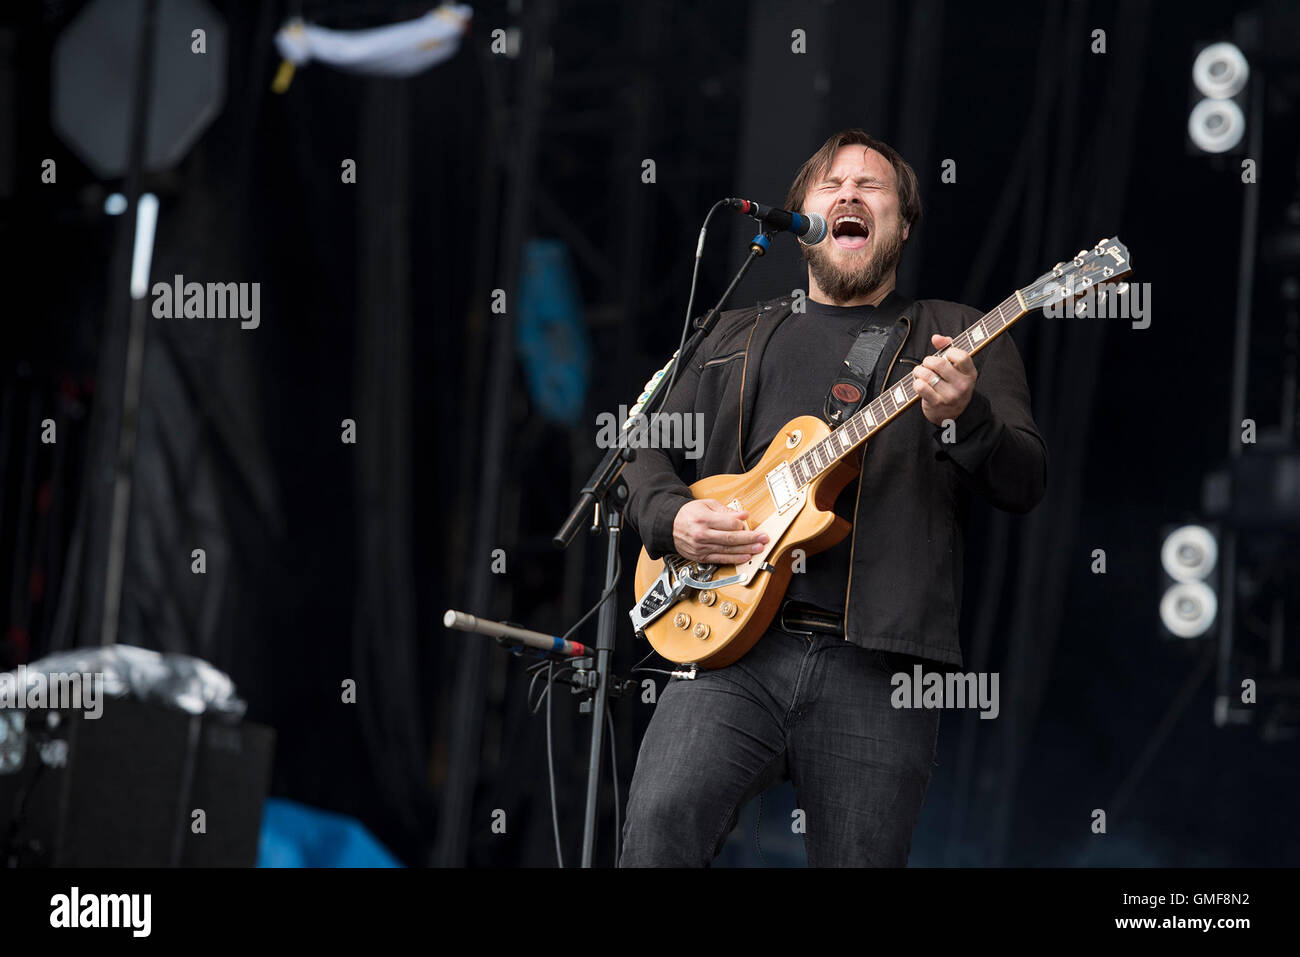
[732,488,804,583]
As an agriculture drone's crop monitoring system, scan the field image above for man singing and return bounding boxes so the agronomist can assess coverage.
[619,129,1047,867]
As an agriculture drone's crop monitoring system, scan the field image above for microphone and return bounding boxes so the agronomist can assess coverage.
[443,609,590,659]
[725,198,827,245]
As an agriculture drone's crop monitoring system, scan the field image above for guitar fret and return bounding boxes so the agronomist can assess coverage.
[790,293,1024,496]
[788,291,1030,495]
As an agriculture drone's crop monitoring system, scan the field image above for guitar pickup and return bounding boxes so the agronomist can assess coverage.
[765,462,799,512]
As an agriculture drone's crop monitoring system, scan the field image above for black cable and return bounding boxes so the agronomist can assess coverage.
[558,548,621,645]
[628,645,678,679]
[649,200,727,417]
[606,705,620,865]
[527,663,574,714]
[545,660,563,868]
[531,531,623,868]
[529,198,730,867]
[526,664,549,710]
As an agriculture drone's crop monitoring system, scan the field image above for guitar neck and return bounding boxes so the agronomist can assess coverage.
[789,290,1029,488]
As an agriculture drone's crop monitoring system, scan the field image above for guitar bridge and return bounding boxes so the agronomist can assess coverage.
[629,556,706,636]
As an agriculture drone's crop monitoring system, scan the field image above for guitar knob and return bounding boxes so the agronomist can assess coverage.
[719,601,737,619]
[673,612,691,630]
[698,590,717,606]
[693,623,710,639]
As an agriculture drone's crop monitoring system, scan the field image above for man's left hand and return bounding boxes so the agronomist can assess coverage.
[911,333,977,426]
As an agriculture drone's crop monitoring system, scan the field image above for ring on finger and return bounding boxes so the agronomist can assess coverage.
[929,373,941,387]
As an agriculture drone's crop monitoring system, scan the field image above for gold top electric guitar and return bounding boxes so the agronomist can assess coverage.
[629,237,1132,668]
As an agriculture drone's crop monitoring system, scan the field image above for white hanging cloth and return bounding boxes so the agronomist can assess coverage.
[273,4,473,87]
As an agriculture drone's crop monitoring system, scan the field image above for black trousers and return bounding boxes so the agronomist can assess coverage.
[619,624,940,866]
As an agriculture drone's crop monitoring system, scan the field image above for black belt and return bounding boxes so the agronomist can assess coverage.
[778,599,844,637]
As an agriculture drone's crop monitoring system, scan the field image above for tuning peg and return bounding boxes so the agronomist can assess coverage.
[1076,249,1088,258]
[1116,281,1130,295]
[1075,299,1089,316]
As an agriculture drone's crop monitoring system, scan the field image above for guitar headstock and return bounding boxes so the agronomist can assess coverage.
[1020,237,1133,312]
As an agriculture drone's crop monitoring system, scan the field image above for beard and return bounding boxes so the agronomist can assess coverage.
[802,222,905,304]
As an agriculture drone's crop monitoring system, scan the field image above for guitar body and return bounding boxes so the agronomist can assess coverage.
[628,236,1132,670]
[632,414,861,668]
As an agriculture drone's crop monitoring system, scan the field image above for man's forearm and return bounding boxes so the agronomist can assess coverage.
[624,458,694,558]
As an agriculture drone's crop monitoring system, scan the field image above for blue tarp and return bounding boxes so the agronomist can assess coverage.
[257,797,403,867]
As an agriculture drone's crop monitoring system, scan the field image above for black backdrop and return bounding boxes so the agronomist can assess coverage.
[1,0,1298,866]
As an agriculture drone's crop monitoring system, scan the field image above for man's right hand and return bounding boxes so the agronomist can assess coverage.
[672,498,768,565]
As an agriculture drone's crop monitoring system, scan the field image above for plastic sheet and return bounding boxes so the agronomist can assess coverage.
[0,644,245,718]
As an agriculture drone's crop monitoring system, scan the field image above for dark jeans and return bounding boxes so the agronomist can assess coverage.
[619,624,940,867]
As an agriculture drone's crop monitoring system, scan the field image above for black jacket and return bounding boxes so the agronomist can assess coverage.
[623,294,1047,668]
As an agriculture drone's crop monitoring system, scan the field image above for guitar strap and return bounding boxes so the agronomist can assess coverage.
[822,290,913,426]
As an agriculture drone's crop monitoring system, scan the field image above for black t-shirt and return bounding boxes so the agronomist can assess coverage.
[742,298,883,615]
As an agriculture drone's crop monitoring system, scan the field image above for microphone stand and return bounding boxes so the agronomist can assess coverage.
[553,229,774,867]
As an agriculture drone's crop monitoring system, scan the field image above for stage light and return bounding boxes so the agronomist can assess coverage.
[104,192,127,216]
[1186,39,1251,157]
[1188,98,1246,154]
[1159,581,1219,639]
[1192,42,1249,99]
[1160,524,1218,582]
[1157,524,1220,640]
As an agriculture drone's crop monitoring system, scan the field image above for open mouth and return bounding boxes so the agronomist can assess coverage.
[831,214,871,250]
